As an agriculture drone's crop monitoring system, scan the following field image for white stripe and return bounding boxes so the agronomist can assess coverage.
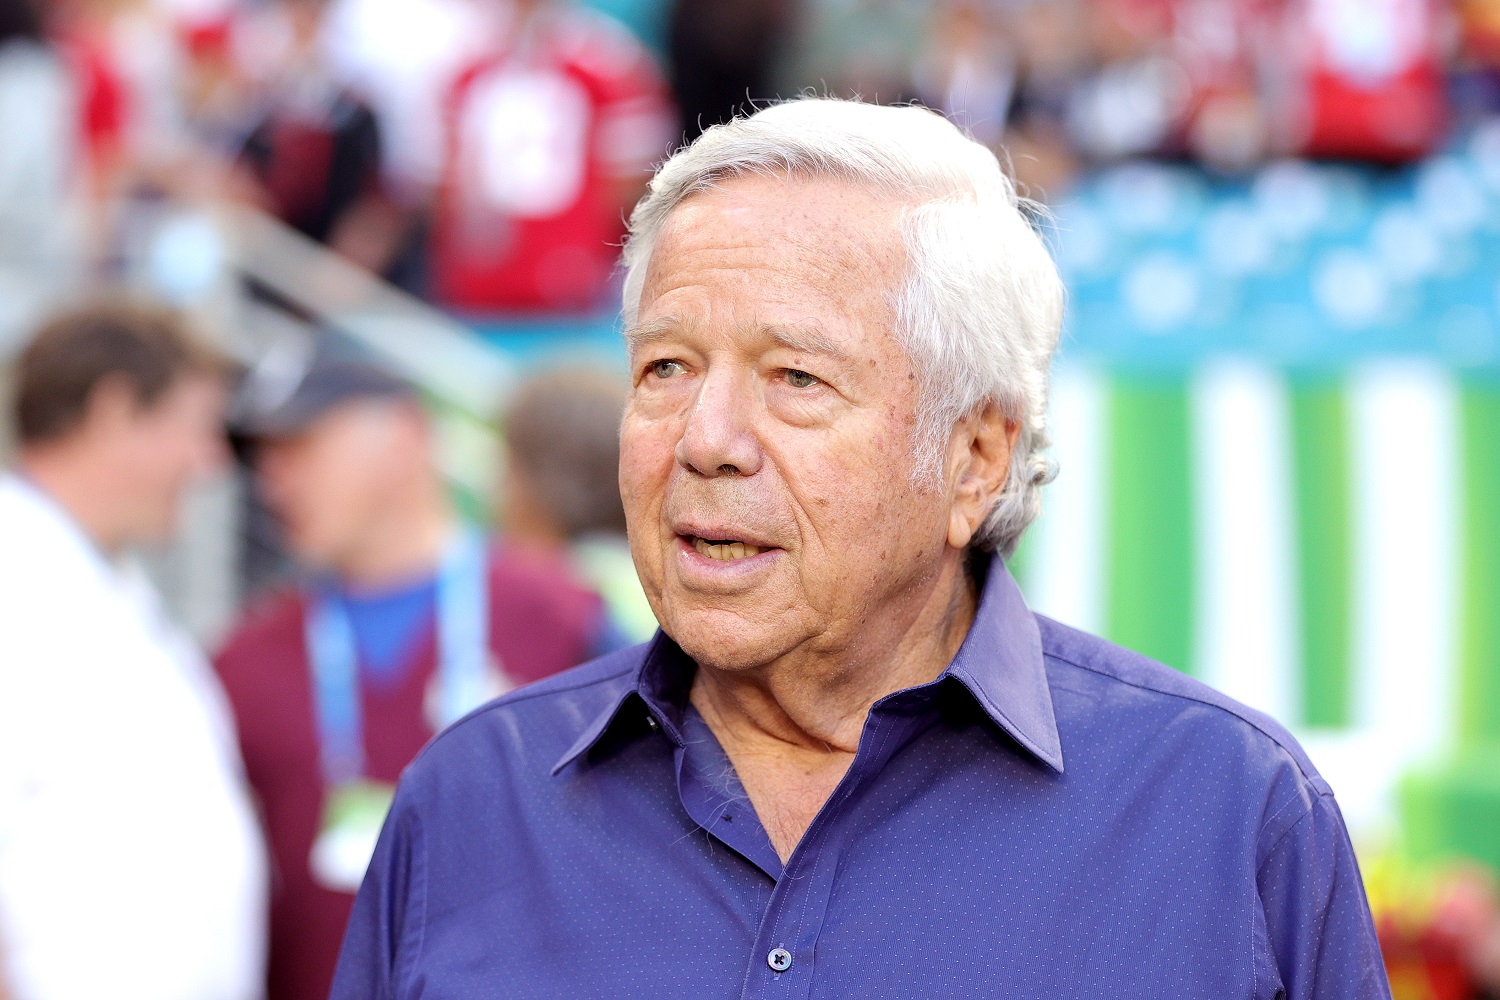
[1190,360,1298,723]
[1308,360,1459,840]
[1024,361,1106,635]
[1348,361,1458,755]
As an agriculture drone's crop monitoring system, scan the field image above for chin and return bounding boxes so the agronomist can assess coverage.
[662,604,800,673]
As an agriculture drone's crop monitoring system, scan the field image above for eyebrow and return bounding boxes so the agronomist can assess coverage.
[622,318,679,354]
[624,317,855,364]
[765,323,853,362]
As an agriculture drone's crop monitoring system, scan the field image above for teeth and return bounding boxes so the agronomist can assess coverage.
[692,537,763,561]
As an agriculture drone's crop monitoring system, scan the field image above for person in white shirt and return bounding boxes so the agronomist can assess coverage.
[0,302,267,1000]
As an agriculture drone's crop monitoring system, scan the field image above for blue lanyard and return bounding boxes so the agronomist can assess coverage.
[304,530,491,787]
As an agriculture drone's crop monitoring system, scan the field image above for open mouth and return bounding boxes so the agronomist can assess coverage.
[688,536,766,562]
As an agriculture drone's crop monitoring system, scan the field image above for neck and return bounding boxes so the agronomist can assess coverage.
[336,482,456,592]
[691,552,979,756]
[689,550,980,863]
[18,447,128,554]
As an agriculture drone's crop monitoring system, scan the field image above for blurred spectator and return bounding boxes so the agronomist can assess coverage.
[783,0,926,103]
[214,346,603,1000]
[177,16,252,161]
[666,0,799,140]
[914,0,1015,149]
[46,0,206,193]
[234,0,405,273]
[1062,0,1184,163]
[1170,0,1272,173]
[1001,0,1088,194]
[1284,0,1449,162]
[315,0,492,288]
[427,0,673,315]
[503,366,656,649]
[0,0,78,342]
[46,0,147,191]
[1453,0,1500,125]
[319,0,491,205]
[0,302,267,1000]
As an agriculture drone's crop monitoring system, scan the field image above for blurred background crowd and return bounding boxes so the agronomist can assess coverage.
[2,0,1500,998]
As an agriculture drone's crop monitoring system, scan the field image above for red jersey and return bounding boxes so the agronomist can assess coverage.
[429,5,672,314]
[1290,0,1449,161]
[213,543,602,1000]
[51,24,128,177]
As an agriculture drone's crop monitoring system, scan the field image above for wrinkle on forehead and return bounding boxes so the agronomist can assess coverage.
[642,175,910,303]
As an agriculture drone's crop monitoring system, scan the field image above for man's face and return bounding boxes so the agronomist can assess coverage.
[620,174,960,672]
[113,374,229,544]
[256,400,419,571]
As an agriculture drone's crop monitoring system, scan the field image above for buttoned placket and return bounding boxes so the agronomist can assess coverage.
[667,689,944,1000]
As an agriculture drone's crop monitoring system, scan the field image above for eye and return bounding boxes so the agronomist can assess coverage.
[784,369,818,389]
[651,359,684,380]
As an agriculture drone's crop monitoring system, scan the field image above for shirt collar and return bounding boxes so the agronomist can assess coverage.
[552,555,1064,774]
[944,555,1064,771]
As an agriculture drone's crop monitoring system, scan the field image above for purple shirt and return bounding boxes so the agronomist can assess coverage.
[331,557,1390,999]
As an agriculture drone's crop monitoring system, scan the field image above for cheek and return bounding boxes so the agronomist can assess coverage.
[791,423,940,558]
[279,452,346,529]
[330,458,384,519]
[618,417,674,524]
[126,424,191,493]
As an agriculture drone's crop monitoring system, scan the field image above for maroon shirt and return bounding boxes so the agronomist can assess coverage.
[214,543,602,1000]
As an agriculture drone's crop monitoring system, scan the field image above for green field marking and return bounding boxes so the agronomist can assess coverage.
[1459,385,1500,745]
[1104,377,1196,675]
[1289,380,1354,728]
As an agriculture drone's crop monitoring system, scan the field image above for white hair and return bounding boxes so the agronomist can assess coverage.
[620,98,1065,557]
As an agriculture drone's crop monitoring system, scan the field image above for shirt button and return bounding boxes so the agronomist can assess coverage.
[767,948,792,973]
[645,715,659,731]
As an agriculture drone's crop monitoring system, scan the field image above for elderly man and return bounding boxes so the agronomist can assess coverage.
[330,100,1390,998]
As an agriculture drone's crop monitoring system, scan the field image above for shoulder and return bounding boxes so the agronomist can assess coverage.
[217,586,304,650]
[1038,615,1325,785]
[0,479,111,624]
[213,587,306,681]
[487,541,601,624]
[0,478,80,577]
[1036,615,1332,844]
[488,539,588,589]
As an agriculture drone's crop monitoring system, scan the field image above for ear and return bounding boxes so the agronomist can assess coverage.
[946,401,1020,551]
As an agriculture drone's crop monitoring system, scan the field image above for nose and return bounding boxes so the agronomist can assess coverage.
[675,368,763,478]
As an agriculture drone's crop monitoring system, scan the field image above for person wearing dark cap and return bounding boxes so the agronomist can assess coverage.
[212,345,603,1000]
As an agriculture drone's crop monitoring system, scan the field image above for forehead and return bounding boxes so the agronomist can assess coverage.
[140,370,224,415]
[638,174,909,329]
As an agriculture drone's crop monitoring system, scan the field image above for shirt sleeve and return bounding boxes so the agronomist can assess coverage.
[329,788,423,1000]
[1256,791,1392,999]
